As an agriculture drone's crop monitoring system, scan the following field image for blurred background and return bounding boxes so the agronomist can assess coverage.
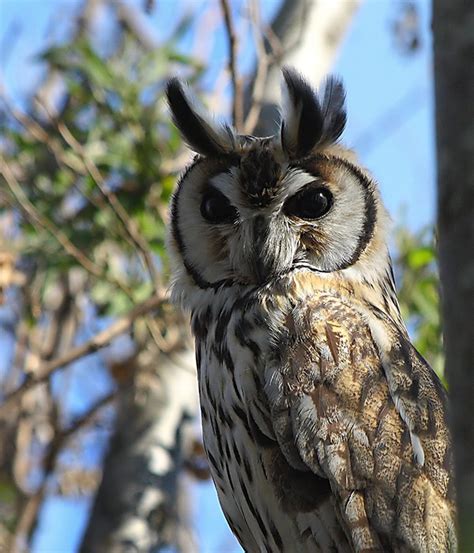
[0,1,443,552]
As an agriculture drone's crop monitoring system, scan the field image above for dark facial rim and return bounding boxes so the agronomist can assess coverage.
[171,157,297,290]
[171,155,240,290]
[293,153,377,270]
[171,153,377,290]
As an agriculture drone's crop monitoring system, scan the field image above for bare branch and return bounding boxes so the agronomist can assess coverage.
[0,93,86,175]
[0,293,166,412]
[0,157,135,299]
[12,390,116,551]
[61,391,116,441]
[2,93,161,294]
[352,85,425,155]
[219,0,244,131]
[244,0,270,134]
[113,0,157,51]
[244,0,361,136]
[1,95,142,254]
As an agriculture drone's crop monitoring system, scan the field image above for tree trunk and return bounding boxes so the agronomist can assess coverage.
[433,2,474,551]
[80,345,198,553]
[249,0,360,136]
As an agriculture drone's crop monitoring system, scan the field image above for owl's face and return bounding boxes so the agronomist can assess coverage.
[168,68,389,301]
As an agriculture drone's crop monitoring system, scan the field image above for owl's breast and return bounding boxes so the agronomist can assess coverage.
[191,292,351,552]
[193,296,276,455]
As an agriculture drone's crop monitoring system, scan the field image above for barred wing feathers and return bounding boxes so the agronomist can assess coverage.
[263,293,457,552]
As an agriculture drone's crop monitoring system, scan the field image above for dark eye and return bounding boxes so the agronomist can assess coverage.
[201,188,238,224]
[284,185,333,220]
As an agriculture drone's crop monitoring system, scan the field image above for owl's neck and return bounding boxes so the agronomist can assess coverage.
[176,247,404,333]
[342,266,404,330]
[279,256,405,332]
[339,249,405,330]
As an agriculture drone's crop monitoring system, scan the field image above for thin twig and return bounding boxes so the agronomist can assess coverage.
[262,20,284,61]
[56,121,161,292]
[1,95,86,175]
[0,158,135,299]
[0,293,166,412]
[3,96,140,253]
[2,94,160,292]
[220,0,244,131]
[352,85,425,155]
[12,390,116,552]
[244,0,270,134]
[3,101,170,357]
[61,390,116,441]
[114,0,157,51]
[264,0,311,63]
[0,158,103,277]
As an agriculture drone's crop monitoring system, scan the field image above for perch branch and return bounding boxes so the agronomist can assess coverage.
[244,0,270,134]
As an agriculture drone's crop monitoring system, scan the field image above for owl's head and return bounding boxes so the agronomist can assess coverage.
[167,68,390,306]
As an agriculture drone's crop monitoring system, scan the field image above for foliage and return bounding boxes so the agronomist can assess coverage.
[3,33,202,317]
[394,226,444,380]
[0,2,444,550]
[0,11,204,550]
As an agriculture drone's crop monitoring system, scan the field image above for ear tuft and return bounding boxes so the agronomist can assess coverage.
[281,67,323,158]
[320,76,346,144]
[280,67,346,158]
[166,78,235,157]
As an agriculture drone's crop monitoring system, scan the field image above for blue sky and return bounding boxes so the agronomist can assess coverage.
[1,1,435,552]
[0,0,435,232]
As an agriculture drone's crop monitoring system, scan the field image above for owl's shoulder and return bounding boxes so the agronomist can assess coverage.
[262,278,456,551]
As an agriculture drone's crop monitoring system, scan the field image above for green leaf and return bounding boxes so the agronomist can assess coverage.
[133,281,154,304]
[37,45,72,68]
[77,40,115,89]
[407,246,435,269]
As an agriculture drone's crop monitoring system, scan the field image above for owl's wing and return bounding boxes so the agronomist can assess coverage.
[262,292,457,552]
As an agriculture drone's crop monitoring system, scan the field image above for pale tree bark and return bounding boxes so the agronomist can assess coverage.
[73,0,201,549]
[433,2,474,551]
[249,0,361,136]
[80,345,198,553]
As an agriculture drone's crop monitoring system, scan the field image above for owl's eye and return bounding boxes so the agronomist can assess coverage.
[201,188,238,224]
[284,185,333,220]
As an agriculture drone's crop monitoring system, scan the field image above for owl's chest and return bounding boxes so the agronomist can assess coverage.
[191,298,350,552]
[193,300,272,430]
[192,302,294,549]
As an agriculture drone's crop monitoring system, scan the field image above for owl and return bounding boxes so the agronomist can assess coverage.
[166,68,457,552]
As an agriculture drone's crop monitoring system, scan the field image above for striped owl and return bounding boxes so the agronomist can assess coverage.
[166,68,457,552]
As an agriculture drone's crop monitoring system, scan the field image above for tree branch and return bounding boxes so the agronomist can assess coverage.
[0,157,135,299]
[245,0,361,136]
[1,95,144,255]
[12,390,116,552]
[55,120,162,292]
[0,293,166,412]
[0,158,103,277]
[61,391,116,442]
[243,0,270,134]
[219,0,244,131]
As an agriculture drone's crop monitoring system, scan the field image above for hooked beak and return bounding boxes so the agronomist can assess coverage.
[237,215,295,284]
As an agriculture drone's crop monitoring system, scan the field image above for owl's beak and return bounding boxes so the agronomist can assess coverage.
[244,215,295,285]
